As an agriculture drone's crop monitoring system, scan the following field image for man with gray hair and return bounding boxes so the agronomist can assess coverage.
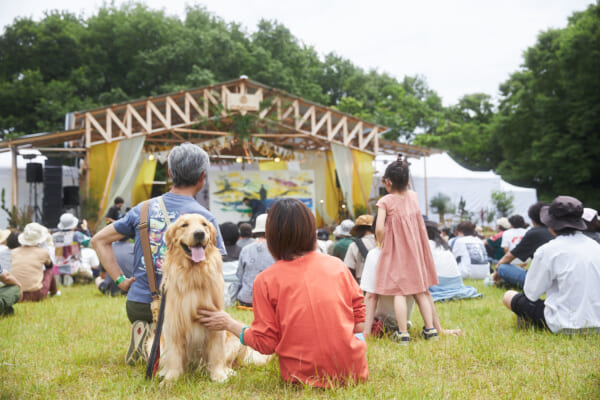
[92,143,226,365]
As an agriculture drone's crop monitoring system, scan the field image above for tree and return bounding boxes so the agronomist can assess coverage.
[491,190,514,217]
[492,3,600,208]
[429,193,454,223]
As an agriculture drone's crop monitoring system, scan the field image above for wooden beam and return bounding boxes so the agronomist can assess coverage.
[172,128,229,136]
[10,146,18,210]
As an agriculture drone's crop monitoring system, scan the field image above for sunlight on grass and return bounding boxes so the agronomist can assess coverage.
[1,282,599,399]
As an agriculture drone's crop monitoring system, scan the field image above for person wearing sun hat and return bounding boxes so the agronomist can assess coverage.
[52,213,92,285]
[10,223,57,302]
[582,207,600,244]
[330,219,355,261]
[502,196,600,334]
[343,215,376,284]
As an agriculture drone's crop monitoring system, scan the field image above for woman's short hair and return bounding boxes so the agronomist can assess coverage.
[266,198,316,261]
[168,143,210,187]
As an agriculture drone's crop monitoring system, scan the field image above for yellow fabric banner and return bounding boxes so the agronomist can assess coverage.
[351,150,375,216]
[88,141,119,213]
[131,157,157,207]
[258,161,288,171]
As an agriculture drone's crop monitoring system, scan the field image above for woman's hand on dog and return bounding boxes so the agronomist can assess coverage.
[197,309,244,336]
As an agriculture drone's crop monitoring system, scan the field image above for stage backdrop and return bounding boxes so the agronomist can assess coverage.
[208,170,315,224]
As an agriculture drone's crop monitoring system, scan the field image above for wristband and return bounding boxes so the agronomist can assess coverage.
[115,275,126,286]
[240,326,249,345]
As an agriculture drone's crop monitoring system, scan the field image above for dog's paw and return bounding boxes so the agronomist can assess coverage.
[210,367,235,382]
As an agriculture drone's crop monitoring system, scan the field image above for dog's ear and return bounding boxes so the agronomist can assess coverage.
[164,222,176,252]
[209,221,218,247]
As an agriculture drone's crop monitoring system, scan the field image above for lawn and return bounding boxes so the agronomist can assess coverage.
[1,281,599,399]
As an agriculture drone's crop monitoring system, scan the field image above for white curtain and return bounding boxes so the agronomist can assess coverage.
[330,143,354,218]
[106,136,146,208]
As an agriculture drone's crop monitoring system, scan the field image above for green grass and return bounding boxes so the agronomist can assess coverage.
[1,281,599,399]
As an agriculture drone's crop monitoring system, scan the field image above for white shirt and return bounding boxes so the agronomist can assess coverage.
[524,232,600,333]
[428,240,460,278]
[452,235,490,279]
[80,247,100,275]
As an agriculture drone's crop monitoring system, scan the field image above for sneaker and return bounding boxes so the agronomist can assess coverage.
[140,323,157,362]
[125,320,150,365]
[422,327,439,341]
[391,331,411,345]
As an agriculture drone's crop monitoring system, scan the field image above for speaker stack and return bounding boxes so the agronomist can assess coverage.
[26,163,44,183]
[42,159,63,228]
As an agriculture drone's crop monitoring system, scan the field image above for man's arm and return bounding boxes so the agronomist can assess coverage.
[91,225,135,292]
[496,251,516,266]
[0,271,22,290]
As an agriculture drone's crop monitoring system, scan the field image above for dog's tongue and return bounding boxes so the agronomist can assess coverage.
[191,246,205,263]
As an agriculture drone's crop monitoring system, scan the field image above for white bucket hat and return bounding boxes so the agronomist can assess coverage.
[58,213,79,230]
[333,219,354,237]
[18,223,52,247]
[253,213,268,234]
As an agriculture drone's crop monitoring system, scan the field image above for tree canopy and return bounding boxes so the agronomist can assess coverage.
[2,2,599,208]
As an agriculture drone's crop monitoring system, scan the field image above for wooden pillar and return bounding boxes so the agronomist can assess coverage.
[10,146,18,209]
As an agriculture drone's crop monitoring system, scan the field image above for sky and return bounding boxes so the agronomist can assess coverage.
[0,0,595,106]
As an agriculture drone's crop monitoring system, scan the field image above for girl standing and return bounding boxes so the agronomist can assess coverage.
[375,156,439,344]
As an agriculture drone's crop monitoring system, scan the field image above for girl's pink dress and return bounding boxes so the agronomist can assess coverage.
[374,191,439,295]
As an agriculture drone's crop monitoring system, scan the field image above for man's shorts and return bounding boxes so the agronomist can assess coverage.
[511,293,548,330]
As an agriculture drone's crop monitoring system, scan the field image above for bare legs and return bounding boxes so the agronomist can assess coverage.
[363,292,378,337]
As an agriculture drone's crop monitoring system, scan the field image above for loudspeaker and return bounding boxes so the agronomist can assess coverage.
[63,186,80,206]
[26,163,43,183]
[42,159,63,228]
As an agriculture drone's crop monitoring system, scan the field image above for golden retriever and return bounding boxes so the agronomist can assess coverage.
[157,213,269,382]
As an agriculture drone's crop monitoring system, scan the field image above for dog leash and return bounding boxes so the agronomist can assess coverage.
[146,286,167,380]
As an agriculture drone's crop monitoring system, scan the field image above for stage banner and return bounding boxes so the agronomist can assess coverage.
[208,170,315,224]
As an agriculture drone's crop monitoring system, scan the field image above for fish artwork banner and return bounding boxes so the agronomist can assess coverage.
[208,170,315,223]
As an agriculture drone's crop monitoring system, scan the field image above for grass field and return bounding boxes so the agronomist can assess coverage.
[1,281,599,399]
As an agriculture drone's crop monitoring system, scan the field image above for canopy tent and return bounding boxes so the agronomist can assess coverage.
[375,152,538,225]
[1,77,437,229]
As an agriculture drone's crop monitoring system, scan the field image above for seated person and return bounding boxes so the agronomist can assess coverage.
[198,198,368,387]
[493,202,554,288]
[486,218,511,264]
[330,219,355,260]
[452,221,490,279]
[425,221,482,302]
[0,230,12,272]
[501,215,528,264]
[582,208,600,244]
[0,263,22,316]
[11,223,58,301]
[95,237,135,296]
[219,222,241,261]
[503,196,600,334]
[236,223,256,249]
[344,215,376,284]
[231,214,275,307]
[53,213,91,286]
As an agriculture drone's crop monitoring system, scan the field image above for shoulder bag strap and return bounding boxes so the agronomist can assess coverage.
[139,200,160,301]
[354,237,369,260]
[157,196,172,226]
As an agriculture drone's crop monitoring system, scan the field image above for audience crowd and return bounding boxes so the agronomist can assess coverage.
[3,143,599,387]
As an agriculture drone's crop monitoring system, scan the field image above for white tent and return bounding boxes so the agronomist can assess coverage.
[374,152,537,225]
[0,150,79,229]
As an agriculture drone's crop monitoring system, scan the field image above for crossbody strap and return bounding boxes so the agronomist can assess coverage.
[157,196,171,226]
[354,237,369,260]
[139,200,160,301]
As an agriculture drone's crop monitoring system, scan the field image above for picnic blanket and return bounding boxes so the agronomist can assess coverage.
[429,276,482,302]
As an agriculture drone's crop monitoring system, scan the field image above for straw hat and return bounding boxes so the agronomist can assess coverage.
[58,213,79,230]
[18,223,52,247]
[350,215,374,236]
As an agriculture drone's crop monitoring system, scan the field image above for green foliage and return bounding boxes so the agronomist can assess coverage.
[429,193,454,223]
[0,188,33,229]
[491,190,515,217]
[353,204,368,218]
[2,284,599,399]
